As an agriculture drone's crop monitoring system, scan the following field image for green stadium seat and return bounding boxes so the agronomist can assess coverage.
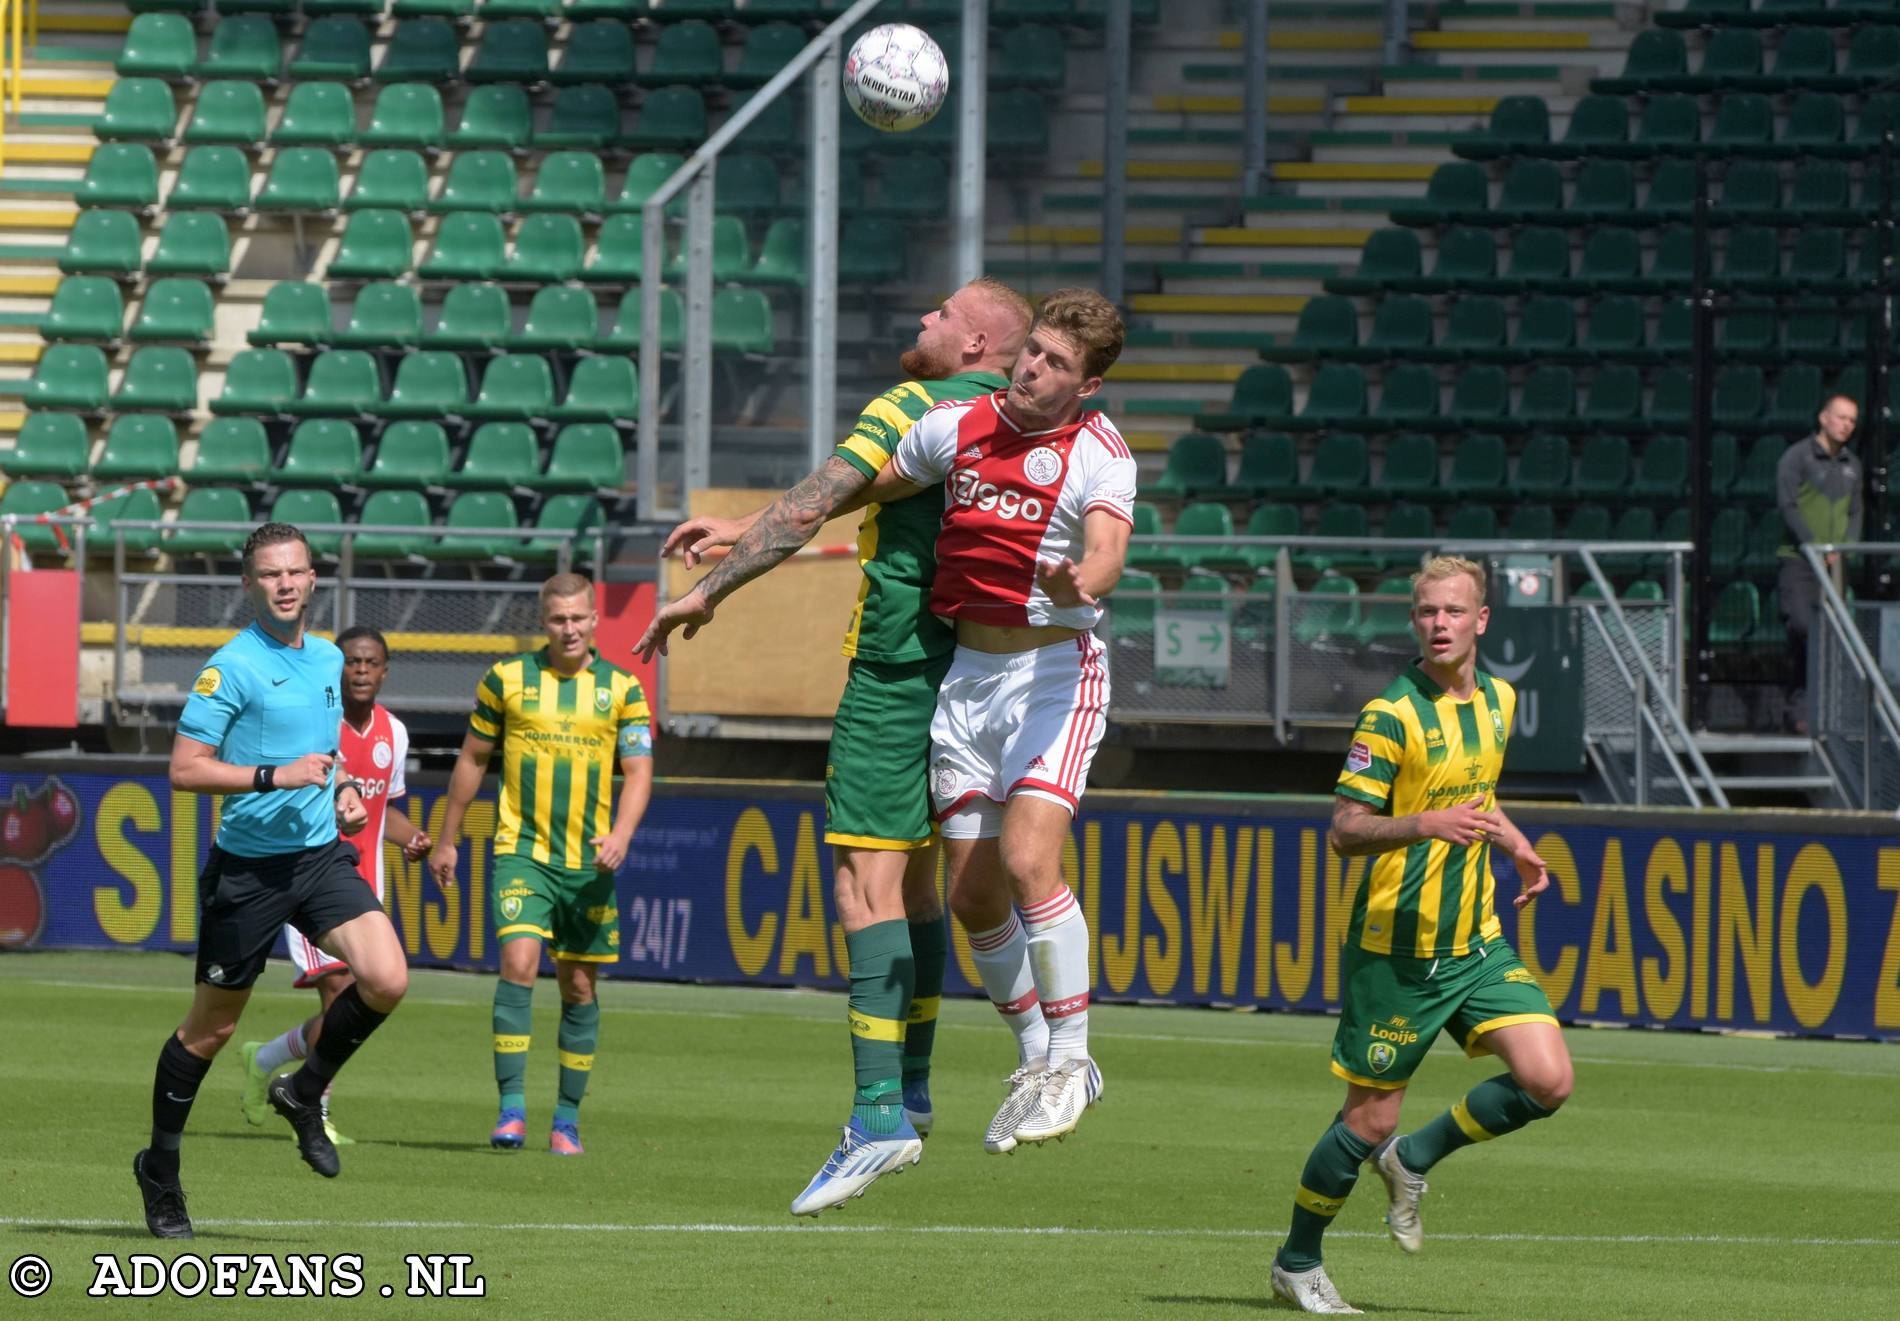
[167,487,255,555]
[869,154,948,221]
[279,418,364,484]
[470,19,551,83]
[432,151,519,214]
[111,346,199,413]
[118,14,197,81]
[1299,507,1370,575]
[1783,92,1845,153]
[271,490,345,556]
[1710,580,1761,647]
[420,213,507,280]
[1595,29,1687,93]
[1234,431,1298,499]
[1455,94,1549,159]
[987,90,1049,154]
[42,277,125,344]
[1305,430,1368,495]
[1125,502,1179,572]
[1147,431,1228,498]
[715,153,780,215]
[286,349,382,418]
[505,288,595,355]
[1632,95,1701,157]
[837,217,905,283]
[1238,502,1300,573]
[1517,365,1576,429]
[1194,364,1291,431]
[211,348,298,416]
[1445,364,1509,426]
[1296,364,1366,428]
[307,0,386,17]
[641,20,722,85]
[273,82,358,147]
[1169,503,1239,571]
[425,282,512,350]
[60,210,143,277]
[1742,507,1784,575]
[467,354,555,420]
[378,350,469,418]
[1573,433,1631,499]
[522,494,606,562]
[1715,161,1781,221]
[184,80,267,144]
[327,209,413,280]
[732,90,799,153]
[1325,227,1421,296]
[1628,434,1689,502]
[1439,294,1506,359]
[1720,298,1777,355]
[748,217,806,286]
[434,489,521,560]
[1649,367,1693,427]
[190,416,273,479]
[1355,575,1418,647]
[523,152,607,216]
[26,345,112,411]
[1372,363,1441,429]
[1708,432,1741,499]
[537,424,623,490]
[1577,295,1643,359]
[1581,365,1643,426]
[377,20,460,83]
[129,277,215,344]
[1263,293,1356,361]
[449,85,534,151]
[1497,225,1568,292]
[167,147,252,213]
[1850,92,1900,148]
[1714,363,1768,425]
[1443,502,1500,545]
[1571,159,1634,224]
[1444,432,1505,502]
[1570,226,1640,293]
[451,422,538,488]
[77,144,160,211]
[1514,432,1571,499]
[1706,505,1751,578]
[601,286,683,350]
[93,414,180,479]
[1391,161,1487,226]
[537,85,622,150]
[565,0,642,14]
[88,486,165,555]
[506,214,586,282]
[254,147,342,214]
[480,0,564,15]
[1554,94,1627,157]
[361,83,445,148]
[1791,161,1850,223]
[1602,505,1654,564]
[1844,25,1900,84]
[1509,295,1574,359]
[1108,566,1158,640]
[1424,225,1498,292]
[197,17,282,81]
[350,488,436,559]
[363,421,453,489]
[346,150,430,214]
[1768,364,1828,428]
[4,413,91,478]
[1493,159,1563,223]
[608,153,686,215]
[991,24,1067,91]
[1690,28,1763,91]
[731,22,806,88]
[1504,503,1556,542]
[1358,295,1432,362]
[1379,432,1440,504]
[0,481,72,553]
[1710,92,1773,149]
[626,87,708,150]
[290,17,373,81]
[712,287,775,353]
[558,21,639,85]
[549,355,637,422]
[98,78,178,143]
[660,214,750,283]
[1374,504,1434,570]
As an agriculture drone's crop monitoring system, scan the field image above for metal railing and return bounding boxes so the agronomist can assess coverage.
[1804,541,1900,810]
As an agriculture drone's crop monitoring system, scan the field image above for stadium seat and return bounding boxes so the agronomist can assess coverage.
[1392,161,1487,226]
[1325,228,1420,296]
[504,214,585,282]
[363,421,452,489]
[59,210,143,277]
[1709,580,1761,647]
[1374,504,1434,570]
[1572,160,1634,224]
[434,489,520,559]
[425,282,513,350]
[642,20,721,85]
[507,286,597,352]
[524,152,608,216]
[467,354,555,420]
[1263,294,1356,362]
[1303,431,1368,497]
[712,287,775,354]
[111,346,199,413]
[449,85,534,151]
[601,286,684,350]
[837,217,905,284]
[992,24,1067,91]
[286,350,383,418]
[1596,29,1687,93]
[1379,432,1441,504]
[537,84,622,150]
[211,348,298,416]
[523,494,606,561]
[1580,365,1643,426]
[273,82,357,147]
[1493,159,1564,223]
[129,278,215,344]
[88,486,165,555]
[608,153,687,215]
[168,147,252,213]
[190,416,273,479]
[1497,226,1568,292]
[271,490,345,556]
[1195,364,1292,431]
[716,153,780,215]
[1504,503,1557,543]
[748,217,806,286]
[732,22,806,87]
[1147,432,1228,498]
[1360,295,1432,361]
[328,209,413,280]
[77,143,161,210]
[537,424,623,490]
[197,16,282,80]
[1301,503,1373,573]
[1239,503,1300,573]
[558,20,639,84]
[1782,91,1845,154]
[279,418,364,484]
[1426,295,1501,361]
[1442,502,1500,545]
[626,87,708,150]
[1294,572,1360,644]
[1710,92,1773,150]
[167,487,255,555]
[1554,94,1627,157]
[432,151,519,214]
[1295,364,1366,428]
[1371,363,1441,428]
[1514,432,1573,500]
[1108,568,1159,639]
[1508,295,1574,359]
[184,80,266,145]
[1573,433,1632,499]
[254,148,342,214]
[377,20,461,83]
[1233,431,1298,499]
[290,16,372,81]
[351,488,436,559]
[4,413,91,478]
[420,213,507,280]
[42,278,126,344]
[1578,295,1644,359]
[1125,502,1178,572]
[378,350,470,418]
[549,356,637,423]
[1445,364,1510,426]
[1632,95,1700,157]
[24,345,110,414]
[450,422,538,488]
[117,14,196,81]
[93,414,180,479]
[1844,25,1900,85]
[362,83,445,148]
[0,481,72,553]
[1167,502,1239,571]
[1444,432,1506,501]
[346,150,430,214]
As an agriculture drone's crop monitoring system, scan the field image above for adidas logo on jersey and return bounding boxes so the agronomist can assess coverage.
[1025,755,1049,771]
[949,469,1047,522]
[959,444,983,461]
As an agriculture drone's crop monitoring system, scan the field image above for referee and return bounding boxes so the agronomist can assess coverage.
[134,523,410,1239]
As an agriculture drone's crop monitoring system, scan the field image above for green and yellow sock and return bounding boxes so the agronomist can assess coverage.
[1396,1073,1552,1174]
[902,915,948,1086]
[492,978,533,1111]
[845,920,915,1137]
[1276,1116,1374,1273]
[556,997,599,1122]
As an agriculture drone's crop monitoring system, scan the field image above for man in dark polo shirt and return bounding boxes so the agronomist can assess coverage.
[1777,394,1864,734]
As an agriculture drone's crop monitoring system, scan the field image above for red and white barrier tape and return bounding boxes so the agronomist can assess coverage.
[12,475,180,556]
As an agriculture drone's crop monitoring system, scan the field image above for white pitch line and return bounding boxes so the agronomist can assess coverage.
[0,1217,1891,1248]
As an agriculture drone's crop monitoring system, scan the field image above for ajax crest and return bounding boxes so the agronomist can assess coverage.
[371,740,393,769]
[1023,446,1063,487]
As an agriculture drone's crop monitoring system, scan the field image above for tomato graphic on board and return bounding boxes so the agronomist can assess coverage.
[0,863,45,948]
[0,786,48,862]
[0,778,79,948]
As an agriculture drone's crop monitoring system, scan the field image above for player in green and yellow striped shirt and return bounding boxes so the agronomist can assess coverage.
[430,574,653,1158]
[1270,557,1573,1316]
[636,280,1034,1216]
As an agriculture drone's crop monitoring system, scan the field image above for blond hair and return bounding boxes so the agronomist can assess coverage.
[1411,555,1486,606]
[540,572,595,613]
[1031,287,1125,379]
[962,276,1033,361]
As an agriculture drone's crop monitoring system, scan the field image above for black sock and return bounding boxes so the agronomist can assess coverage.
[148,1034,212,1181]
[290,983,390,1105]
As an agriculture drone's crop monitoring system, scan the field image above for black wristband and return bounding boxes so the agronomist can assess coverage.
[253,765,276,794]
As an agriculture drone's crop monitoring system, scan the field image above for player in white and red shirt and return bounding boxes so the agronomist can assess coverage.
[238,626,431,1143]
[875,288,1137,1153]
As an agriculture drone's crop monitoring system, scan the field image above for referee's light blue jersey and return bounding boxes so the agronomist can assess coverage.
[178,622,345,858]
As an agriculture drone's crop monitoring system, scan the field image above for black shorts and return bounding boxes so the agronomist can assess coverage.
[195,838,382,991]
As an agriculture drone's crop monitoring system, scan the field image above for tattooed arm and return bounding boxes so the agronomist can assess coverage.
[1327,794,1504,859]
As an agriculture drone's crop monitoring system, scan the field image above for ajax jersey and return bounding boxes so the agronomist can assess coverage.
[337,703,409,894]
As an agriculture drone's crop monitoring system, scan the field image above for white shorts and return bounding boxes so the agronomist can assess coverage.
[928,633,1110,840]
[286,869,381,988]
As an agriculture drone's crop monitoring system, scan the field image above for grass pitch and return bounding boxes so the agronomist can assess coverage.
[1,950,1893,1318]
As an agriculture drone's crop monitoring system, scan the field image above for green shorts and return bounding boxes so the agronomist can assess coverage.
[824,652,954,850]
[1330,939,1558,1090]
[493,855,619,963]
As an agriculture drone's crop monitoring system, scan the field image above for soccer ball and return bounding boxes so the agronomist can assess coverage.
[843,24,950,133]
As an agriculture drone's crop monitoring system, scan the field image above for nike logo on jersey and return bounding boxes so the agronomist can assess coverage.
[272,677,289,686]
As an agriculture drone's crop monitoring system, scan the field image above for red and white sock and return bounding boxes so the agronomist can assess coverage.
[254,1023,309,1074]
[1022,888,1091,1065]
[968,913,1050,1066]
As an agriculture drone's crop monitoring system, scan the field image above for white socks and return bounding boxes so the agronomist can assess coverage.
[968,913,1050,1066]
[254,1023,309,1075]
[1022,888,1091,1065]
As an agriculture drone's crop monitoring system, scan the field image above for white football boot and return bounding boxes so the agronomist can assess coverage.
[1009,1057,1104,1146]
[1269,1261,1362,1315]
[789,1117,923,1217]
[1372,1137,1427,1254]
[982,1058,1049,1155]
